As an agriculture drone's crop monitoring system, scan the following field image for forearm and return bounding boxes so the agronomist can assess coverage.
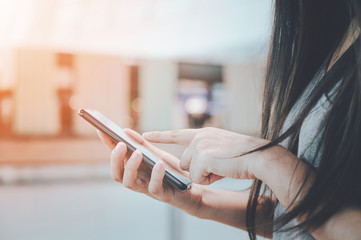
[254,145,361,239]
[254,145,314,210]
[194,186,274,238]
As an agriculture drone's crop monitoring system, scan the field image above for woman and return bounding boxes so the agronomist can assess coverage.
[98,0,361,239]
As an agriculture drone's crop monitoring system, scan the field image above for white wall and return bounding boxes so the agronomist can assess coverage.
[72,54,130,136]
[223,61,265,136]
[138,59,178,132]
[13,48,60,135]
[0,49,16,90]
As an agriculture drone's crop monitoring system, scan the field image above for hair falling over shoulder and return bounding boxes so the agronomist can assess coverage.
[246,0,361,239]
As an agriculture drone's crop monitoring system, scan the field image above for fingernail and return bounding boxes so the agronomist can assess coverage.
[155,162,163,172]
[132,150,142,160]
[142,132,151,139]
[115,142,125,152]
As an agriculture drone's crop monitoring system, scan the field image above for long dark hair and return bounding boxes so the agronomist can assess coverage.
[246,0,361,239]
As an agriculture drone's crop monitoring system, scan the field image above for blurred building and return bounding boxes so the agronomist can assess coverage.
[0,1,271,240]
[0,52,265,138]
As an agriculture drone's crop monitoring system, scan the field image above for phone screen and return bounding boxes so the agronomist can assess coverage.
[78,108,192,191]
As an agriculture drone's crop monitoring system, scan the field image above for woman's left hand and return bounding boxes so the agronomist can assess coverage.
[143,127,270,185]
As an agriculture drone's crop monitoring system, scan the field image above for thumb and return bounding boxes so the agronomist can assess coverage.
[208,173,224,184]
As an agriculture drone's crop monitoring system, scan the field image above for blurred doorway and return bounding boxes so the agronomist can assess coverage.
[178,63,225,128]
[0,89,13,137]
[56,53,75,136]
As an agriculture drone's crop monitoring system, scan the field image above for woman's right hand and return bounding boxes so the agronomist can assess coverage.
[97,129,204,216]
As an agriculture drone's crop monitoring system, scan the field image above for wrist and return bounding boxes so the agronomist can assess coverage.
[251,144,316,210]
[179,185,222,220]
[169,184,206,218]
[250,144,289,183]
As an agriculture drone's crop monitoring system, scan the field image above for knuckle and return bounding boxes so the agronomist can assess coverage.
[202,127,212,132]
[179,157,189,169]
[180,161,188,170]
[148,185,160,195]
[193,134,202,142]
[170,130,179,135]
[196,141,207,152]
[193,133,207,145]
[111,150,123,161]
[122,179,133,189]
[149,132,159,139]
[125,157,139,171]
[158,151,168,161]
[198,150,210,160]
[200,127,213,135]
[189,172,200,184]
[124,162,133,171]
[111,148,117,156]
[170,130,180,140]
[200,127,216,138]
[112,176,122,183]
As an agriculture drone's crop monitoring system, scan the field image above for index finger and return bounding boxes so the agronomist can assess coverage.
[142,129,200,145]
[97,130,117,150]
[124,128,183,172]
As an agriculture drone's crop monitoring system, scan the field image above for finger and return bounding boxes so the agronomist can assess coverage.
[190,172,223,185]
[208,174,224,184]
[123,128,161,163]
[148,162,166,196]
[157,151,189,177]
[188,161,206,185]
[123,129,184,176]
[188,156,214,185]
[124,128,145,145]
[188,159,224,185]
[97,130,117,150]
[110,142,127,182]
[122,150,143,189]
[180,146,193,171]
[142,129,200,145]
[123,128,163,158]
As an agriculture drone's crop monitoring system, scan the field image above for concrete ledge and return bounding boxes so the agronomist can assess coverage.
[0,164,111,184]
[0,138,110,165]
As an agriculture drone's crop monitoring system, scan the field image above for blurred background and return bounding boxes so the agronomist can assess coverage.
[0,0,271,239]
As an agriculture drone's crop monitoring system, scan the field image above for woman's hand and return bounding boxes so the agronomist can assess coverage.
[97,129,203,216]
[143,127,270,185]
[98,128,276,237]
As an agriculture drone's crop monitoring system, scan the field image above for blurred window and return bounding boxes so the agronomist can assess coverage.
[0,89,13,136]
[55,53,75,136]
[178,63,224,128]
[129,65,140,131]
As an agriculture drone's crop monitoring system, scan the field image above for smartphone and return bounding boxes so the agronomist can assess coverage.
[78,108,192,191]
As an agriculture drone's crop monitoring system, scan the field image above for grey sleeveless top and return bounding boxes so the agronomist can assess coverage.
[273,65,344,239]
